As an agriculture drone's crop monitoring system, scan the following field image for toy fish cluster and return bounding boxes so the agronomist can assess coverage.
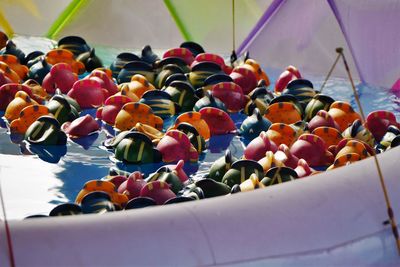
[0,33,398,216]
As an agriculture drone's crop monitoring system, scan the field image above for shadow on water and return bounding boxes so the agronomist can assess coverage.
[50,134,113,204]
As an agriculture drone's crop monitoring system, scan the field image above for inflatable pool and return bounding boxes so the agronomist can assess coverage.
[1,143,400,266]
[1,1,400,266]
[0,36,398,266]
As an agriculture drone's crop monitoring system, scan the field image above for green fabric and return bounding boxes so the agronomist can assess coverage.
[46,0,90,39]
[163,0,265,52]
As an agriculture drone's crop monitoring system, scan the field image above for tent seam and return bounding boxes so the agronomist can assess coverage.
[326,0,365,83]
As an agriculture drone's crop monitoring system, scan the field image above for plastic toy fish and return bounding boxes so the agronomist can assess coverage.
[118,172,147,200]
[229,66,258,95]
[0,83,33,110]
[176,123,206,153]
[117,61,155,84]
[160,159,189,182]
[76,48,103,72]
[163,80,198,112]
[141,45,160,65]
[46,92,81,124]
[311,126,343,149]
[49,203,82,216]
[61,114,100,137]
[342,119,375,148]
[139,181,176,205]
[114,131,162,164]
[86,69,119,98]
[67,79,106,109]
[110,52,141,78]
[45,49,85,74]
[25,115,67,145]
[27,57,51,84]
[274,65,301,93]
[4,90,38,121]
[124,197,157,209]
[0,31,8,49]
[221,159,264,187]
[365,110,399,142]
[192,53,231,74]
[163,47,194,65]
[274,144,300,169]
[119,74,155,100]
[243,131,278,161]
[57,36,91,57]
[154,57,190,74]
[80,191,123,213]
[131,122,165,144]
[334,139,371,160]
[327,153,362,170]
[154,64,184,89]
[139,90,177,118]
[42,63,78,94]
[114,102,163,131]
[241,58,270,85]
[265,123,297,147]
[0,54,28,79]
[290,133,334,167]
[308,110,340,132]
[0,40,25,63]
[304,94,334,121]
[264,102,302,124]
[239,108,272,141]
[0,61,21,83]
[147,168,183,194]
[189,179,231,198]
[239,173,265,192]
[199,107,236,136]
[156,130,199,163]
[23,79,49,102]
[9,104,50,134]
[257,151,285,173]
[189,61,223,88]
[211,82,245,112]
[193,90,227,112]
[282,79,316,109]
[180,41,205,57]
[294,159,315,178]
[328,101,361,132]
[171,111,210,140]
[244,84,274,116]
[375,125,400,153]
[261,166,298,186]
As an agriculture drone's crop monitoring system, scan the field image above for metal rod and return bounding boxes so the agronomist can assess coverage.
[320,51,341,93]
[232,0,236,52]
[0,171,16,267]
[337,47,400,255]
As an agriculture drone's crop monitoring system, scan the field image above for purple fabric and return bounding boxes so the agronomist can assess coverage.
[237,0,358,81]
[328,0,400,87]
[237,0,285,55]
[238,0,400,88]
[327,0,364,82]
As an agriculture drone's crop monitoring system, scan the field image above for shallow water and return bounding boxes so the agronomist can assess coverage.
[1,36,399,219]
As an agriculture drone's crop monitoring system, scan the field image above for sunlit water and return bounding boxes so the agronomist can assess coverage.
[0,36,399,220]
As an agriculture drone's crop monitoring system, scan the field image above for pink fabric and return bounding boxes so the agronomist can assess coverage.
[239,0,400,88]
[329,0,400,88]
[238,0,358,82]
[392,78,400,92]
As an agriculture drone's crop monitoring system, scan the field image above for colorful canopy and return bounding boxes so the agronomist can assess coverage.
[0,0,399,87]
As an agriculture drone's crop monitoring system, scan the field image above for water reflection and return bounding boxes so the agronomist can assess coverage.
[69,133,100,150]
[0,63,399,219]
[21,142,67,164]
